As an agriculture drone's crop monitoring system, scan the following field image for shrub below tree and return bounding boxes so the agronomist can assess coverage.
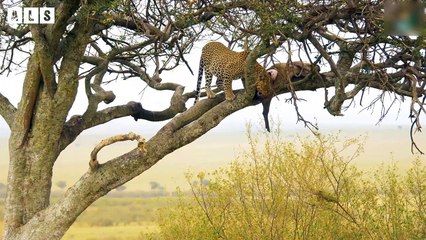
[149,131,426,240]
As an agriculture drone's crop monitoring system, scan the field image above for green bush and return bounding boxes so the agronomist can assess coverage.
[150,131,426,240]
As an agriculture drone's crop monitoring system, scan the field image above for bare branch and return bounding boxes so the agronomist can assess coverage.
[0,25,30,38]
[60,86,187,151]
[89,132,146,171]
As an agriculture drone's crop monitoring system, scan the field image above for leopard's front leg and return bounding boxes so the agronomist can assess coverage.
[223,79,235,101]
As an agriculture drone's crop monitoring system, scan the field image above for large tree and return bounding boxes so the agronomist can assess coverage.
[0,0,425,239]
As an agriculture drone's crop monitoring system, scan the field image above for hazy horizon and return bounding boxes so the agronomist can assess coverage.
[1,125,424,193]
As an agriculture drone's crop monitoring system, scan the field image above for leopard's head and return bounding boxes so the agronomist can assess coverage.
[254,68,275,100]
[255,61,320,100]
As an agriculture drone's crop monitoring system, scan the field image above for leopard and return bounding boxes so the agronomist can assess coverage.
[260,61,320,132]
[194,42,273,104]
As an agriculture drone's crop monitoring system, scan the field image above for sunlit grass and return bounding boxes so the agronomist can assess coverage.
[71,197,171,227]
[0,197,172,240]
[0,221,3,238]
[63,223,159,240]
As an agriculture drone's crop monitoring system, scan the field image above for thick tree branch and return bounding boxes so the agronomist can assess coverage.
[244,42,278,99]
[10,53,43,147]
[60,85,187,151]
[131,85,188,121]
[45,0,81,48]
[0,24,30,38]
[60,102,143,150]
[0,93,16,128]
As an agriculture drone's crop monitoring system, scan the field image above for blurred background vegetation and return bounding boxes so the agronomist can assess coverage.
[148,129,426,240]
[0,129,425,240]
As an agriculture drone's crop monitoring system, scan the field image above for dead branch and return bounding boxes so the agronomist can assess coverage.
[89,132,146,171]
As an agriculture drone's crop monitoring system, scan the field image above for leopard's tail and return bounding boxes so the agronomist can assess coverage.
[194,58,204,104]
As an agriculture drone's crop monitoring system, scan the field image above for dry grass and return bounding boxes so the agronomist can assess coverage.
[0,197,171,240]
[63,223,159,240]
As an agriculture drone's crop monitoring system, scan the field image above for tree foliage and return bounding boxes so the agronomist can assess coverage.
[0,0,425,239]
[152,131,426,240]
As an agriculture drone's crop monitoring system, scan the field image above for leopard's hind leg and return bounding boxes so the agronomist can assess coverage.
[205,69,216,99]
[215,78,224,90]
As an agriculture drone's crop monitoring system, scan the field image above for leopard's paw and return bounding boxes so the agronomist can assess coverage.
[225,93,236,101]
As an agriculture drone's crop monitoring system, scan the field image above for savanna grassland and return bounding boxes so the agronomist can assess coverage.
[62,197,171,240]
[0,197,176,240]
